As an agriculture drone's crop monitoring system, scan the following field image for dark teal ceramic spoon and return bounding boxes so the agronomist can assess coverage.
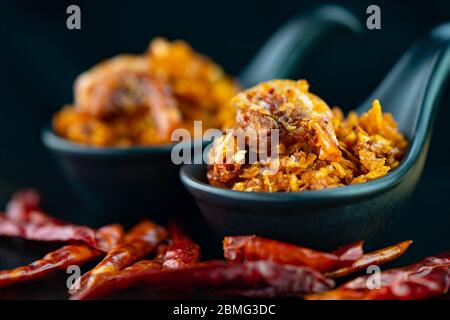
[181,23,450,250]
[42,5,361,225]
[238,5,361,87]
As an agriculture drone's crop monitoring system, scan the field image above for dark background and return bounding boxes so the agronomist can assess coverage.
[0,0,449,261]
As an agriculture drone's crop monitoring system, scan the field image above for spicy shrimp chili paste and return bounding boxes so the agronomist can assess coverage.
[53,38,239,146]
[207,80,407,192]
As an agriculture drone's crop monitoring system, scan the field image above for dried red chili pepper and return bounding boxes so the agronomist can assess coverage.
[162,221,200,269]
[0,224,122,289]
[74,260,334,300]
[326,240,413,278]
[332,240,365,269]
[126,244,169,272]
[0,190,122,251]
[5,189,43,221]
[72,223,201,300]
[71,244,169,300]
[71,222,201,299]
[307,251,450,300]
[0,214,21,237]
[5,189,70,226]
[95,224,125,252]
[0,244,100,289]
[0,217,98,249]
[4,189,66,228]
[70,219,167,295]
[223,236,363,273]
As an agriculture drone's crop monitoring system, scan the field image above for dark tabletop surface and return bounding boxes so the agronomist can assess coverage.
[1,0,450,299]
[0,182,449,301]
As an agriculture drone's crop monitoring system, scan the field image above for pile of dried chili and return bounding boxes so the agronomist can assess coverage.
[1,190,448,301]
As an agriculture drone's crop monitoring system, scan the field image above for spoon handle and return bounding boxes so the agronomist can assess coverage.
[238,5,362,88]
[360,23,450,136]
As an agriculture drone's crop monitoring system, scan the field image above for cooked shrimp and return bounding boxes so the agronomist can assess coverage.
[233,80,342,162]
[73,55,182,139]
[54,38,239,146]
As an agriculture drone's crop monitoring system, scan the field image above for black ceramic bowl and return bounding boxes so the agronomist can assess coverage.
[180,163,417,250]
[180,23,450,250]
[42,127,204,225]
[41,6,361,225]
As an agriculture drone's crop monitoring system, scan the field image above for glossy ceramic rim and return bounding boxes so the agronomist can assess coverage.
[179,158,412,205]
